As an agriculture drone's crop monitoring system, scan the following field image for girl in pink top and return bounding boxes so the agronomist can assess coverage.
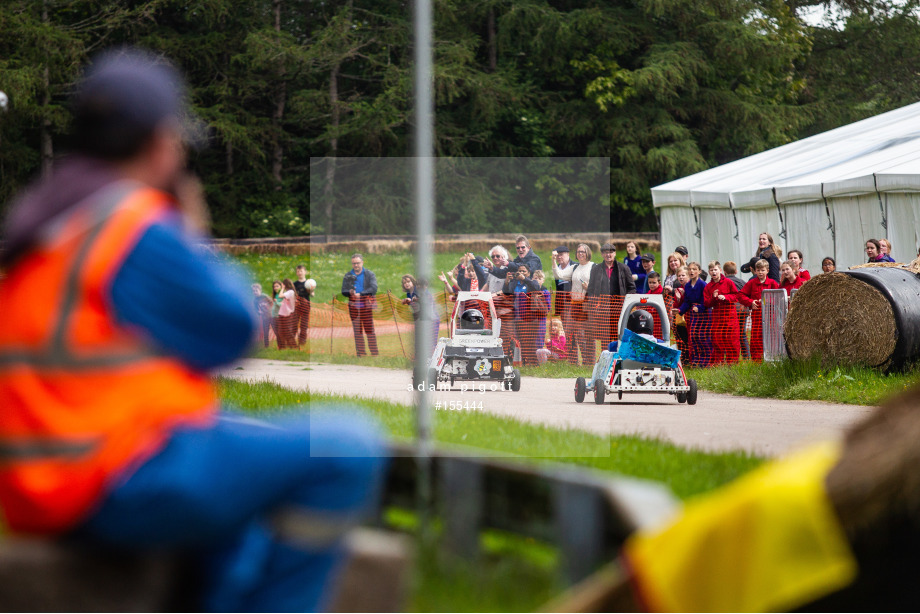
[276,278,297,349]
[536,317,568,364]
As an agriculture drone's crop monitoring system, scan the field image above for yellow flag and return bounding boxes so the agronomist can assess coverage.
[624,441,857,612]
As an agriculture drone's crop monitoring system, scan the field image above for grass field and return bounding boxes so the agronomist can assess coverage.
[219,376,763,611]
[687,358,920,406]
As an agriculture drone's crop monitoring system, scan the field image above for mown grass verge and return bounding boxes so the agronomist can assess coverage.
[218,377,762,500]
[687,357,920,406]
[219,376,761,612]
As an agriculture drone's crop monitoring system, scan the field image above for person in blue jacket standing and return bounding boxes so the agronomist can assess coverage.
[341,253,379,356]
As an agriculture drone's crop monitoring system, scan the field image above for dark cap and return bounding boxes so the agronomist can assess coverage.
[641,253,655,262]
[675,245,689,257]
[601,242,616,252]
[554,245,570,253]
[70,48,204,159]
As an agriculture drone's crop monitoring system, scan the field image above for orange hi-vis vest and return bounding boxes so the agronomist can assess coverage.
[0,181,217,534]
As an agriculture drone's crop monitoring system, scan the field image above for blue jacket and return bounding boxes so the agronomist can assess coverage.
[341,268,378,297]
[624,256,645,289]
[513,250,543,277]
[679,278,708,315]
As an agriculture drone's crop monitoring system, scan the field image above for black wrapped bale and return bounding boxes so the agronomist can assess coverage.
[784,268,920,371]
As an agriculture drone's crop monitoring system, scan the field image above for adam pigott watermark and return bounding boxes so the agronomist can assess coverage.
[407,381,515,393]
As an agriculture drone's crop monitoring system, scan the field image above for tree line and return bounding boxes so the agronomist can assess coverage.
[1,0,919,237]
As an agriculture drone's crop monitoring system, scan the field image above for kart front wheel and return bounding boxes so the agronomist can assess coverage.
[511,369,522,392]
[429,367,440,390]
[574,377,586,403]
[676,390,688,403]
[687,379,698,405]
[593,379,606,405]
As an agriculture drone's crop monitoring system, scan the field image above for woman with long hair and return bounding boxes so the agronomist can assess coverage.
[662,252,686,293]
[553,242,595,364]
[740,232,782,283]
[623,240,643,286]
[866,239,895,263]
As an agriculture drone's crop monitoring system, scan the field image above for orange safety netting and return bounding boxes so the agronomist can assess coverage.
[259,291,764,367]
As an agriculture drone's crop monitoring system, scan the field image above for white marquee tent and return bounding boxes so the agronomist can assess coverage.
[652,101,920,273]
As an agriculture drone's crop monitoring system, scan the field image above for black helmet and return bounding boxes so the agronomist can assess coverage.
[627,309,654,336]
[460,308,485,330]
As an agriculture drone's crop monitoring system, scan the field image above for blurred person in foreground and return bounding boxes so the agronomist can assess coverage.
[0,48,385,612]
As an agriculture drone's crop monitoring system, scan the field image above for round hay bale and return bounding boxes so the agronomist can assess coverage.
[784,272,897,369]
[848,262,907,269]
[907,256,920,274]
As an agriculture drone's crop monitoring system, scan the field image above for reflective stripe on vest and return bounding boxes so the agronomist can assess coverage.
[0,182,217,533]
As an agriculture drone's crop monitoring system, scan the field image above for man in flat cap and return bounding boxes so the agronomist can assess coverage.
[585,242,636,363]
[0,48,385,611]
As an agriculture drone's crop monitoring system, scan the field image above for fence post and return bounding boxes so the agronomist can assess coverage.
[762,289,788,361]
[387,290,408,360]
[330,295,336,355]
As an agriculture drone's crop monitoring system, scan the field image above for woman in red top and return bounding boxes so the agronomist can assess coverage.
[703,261,741,365]
[738,259,781,362]
[779,261,806,296]
[787,249,810,281]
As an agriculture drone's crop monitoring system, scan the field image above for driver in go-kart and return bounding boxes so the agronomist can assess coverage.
[459,308,485,331]
[627,309,658,342]
[609,308,658,352]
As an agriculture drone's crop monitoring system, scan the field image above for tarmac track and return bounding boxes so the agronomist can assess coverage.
[217,358,874,457]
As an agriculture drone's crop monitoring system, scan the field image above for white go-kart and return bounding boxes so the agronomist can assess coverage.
[421,291,521,392]
[574,294,697,405]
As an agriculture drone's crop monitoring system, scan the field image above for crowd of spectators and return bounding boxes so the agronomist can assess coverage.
[253,232,904,369]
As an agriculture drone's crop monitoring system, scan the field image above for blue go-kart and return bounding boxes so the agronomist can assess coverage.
[574,294,697,405]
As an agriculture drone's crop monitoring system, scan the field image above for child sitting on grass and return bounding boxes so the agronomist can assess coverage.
[536,317,567,364]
